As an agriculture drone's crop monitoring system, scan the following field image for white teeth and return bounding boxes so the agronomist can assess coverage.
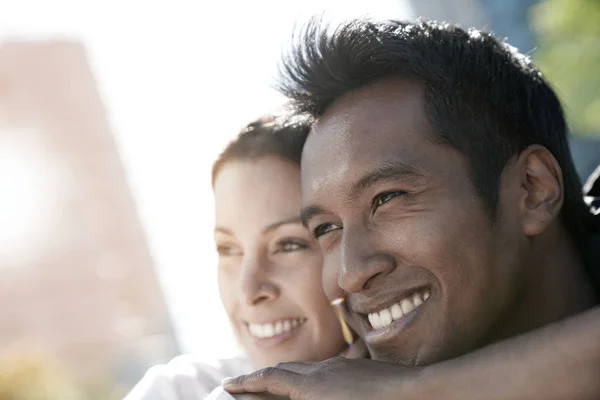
[249,324,258,337]
[367,290,431,330]
[248,318,304,339]
[368,313,382,329]
[251,324,264,338]
[400,298,415,315]
[413,293,423,307]
[391,303,403,320]
[380,309,392,327]
[264,324,274,337]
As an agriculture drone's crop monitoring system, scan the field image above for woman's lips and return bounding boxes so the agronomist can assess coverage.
[245,318,307,348]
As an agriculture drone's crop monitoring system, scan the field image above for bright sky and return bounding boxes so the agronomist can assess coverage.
[0,0,412,360]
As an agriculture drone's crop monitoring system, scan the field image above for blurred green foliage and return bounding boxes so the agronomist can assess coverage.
[0,352,82,400]
[0,351,121,400]
[532,0,600,136]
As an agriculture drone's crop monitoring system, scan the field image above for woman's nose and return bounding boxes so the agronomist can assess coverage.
[238,254,280,306]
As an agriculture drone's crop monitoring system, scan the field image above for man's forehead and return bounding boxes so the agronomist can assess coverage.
[300,78,429,197]
[301,119,355,197]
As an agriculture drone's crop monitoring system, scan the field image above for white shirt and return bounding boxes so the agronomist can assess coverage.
[124,355,254,400]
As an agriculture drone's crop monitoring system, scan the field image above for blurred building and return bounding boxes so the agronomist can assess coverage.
[0,41,178,395]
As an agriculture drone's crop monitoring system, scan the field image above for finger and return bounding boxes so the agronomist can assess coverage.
[233,394,288,400]
[222,367,302,398]
[339,338,369,359]
[274,361,317,374]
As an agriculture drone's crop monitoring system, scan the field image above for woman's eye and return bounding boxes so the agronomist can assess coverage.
[373,191,405,210]
[277,239,308,253]
[312,223,340,239]
[216,245,242,256]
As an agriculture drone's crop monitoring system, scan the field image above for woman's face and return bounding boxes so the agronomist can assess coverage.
[214,156,345,368]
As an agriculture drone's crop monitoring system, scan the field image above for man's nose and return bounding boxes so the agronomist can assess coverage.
[338,226,396,293]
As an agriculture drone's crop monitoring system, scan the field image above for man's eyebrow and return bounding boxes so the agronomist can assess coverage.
[348,161,425,198]
[300,162,423,226]
[300,205,326,227]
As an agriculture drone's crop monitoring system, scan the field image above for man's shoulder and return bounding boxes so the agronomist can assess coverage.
[124,355,253,400]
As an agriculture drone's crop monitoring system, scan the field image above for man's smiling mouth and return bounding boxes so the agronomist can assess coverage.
[365,288,431,330]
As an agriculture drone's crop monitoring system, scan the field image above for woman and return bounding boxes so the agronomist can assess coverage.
[124,115,353,400]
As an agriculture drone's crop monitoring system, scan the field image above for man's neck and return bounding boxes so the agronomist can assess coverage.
[493,228,598,342]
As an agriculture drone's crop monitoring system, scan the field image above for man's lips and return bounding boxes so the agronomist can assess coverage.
[361,288,430,330]
[343,285,431,338]
[350,287,431,347]
[350,285,431,316]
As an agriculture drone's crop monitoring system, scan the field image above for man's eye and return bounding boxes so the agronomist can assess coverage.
[373,191,405,210]
[312,223,341,239]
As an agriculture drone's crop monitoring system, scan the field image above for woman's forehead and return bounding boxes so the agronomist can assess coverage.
[214,158,303,232]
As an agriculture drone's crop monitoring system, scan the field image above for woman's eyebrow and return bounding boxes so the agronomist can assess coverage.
[214,226,234,235]
[261,216,303,234]
[215,216,303,237]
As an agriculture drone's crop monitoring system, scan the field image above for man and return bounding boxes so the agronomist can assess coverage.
[224,18,600,399]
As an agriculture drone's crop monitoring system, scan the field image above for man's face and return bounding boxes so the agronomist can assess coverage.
[301,78,527,364]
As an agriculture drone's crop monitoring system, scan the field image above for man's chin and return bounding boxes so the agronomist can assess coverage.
[367,342,447,366]
[369,349,422,366]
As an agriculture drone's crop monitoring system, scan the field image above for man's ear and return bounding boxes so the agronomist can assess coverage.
[517,145,564,237]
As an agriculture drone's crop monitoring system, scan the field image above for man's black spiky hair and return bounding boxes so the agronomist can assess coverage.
[277,17,591,245]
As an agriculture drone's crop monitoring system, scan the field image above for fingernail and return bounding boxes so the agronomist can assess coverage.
[221,377,233,386]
